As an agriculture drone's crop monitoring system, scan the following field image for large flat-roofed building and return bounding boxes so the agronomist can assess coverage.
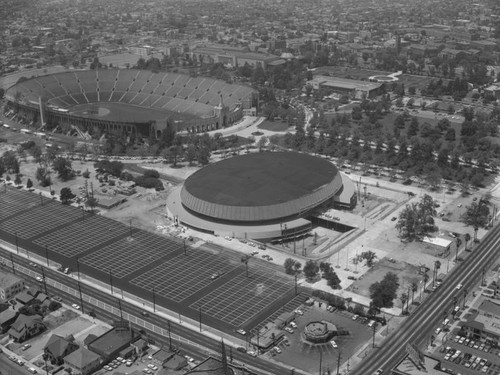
[191,45,284,69]
[307,76,383,99]
[0,271,24,301]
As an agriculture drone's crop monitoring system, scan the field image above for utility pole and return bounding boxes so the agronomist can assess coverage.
[118,298,123,320]
[109,270,113,295]
[336,350,341,375]
[319,347,323,375]
[372,322,377,348]
[10,253,15,274]
[199,306,202,332]
[167,320,172,350]
[76,258,81,280]
[77,280,85,314]
[45,245,49,267]
[41,267,48,295]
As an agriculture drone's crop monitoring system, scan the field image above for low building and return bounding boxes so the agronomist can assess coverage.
[8,314,45,342]
[0,271,25,301]
[460,299,500,345]
[64,347,102,375]
[44,334,79,365]
[392,353,449,374]
[87,326,137,361]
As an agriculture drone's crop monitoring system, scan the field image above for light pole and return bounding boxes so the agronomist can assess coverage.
[129,218,133,237]
[45,245,49,267]
[109,270,113,295]
[76,258,81,280]
[77,280,85,314]
[199,306,202,332]
[15,232,19,254]
[152,287,156,312]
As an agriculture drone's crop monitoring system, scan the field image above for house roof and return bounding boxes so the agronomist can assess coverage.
[8,314,43,338]
[16,291,34,304]
[64,347,101,369]
[0,309,18,324]
[45,334,78,358]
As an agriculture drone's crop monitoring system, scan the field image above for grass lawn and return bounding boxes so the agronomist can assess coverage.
[257,119,292,132]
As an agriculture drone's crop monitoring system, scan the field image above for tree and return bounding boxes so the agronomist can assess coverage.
[35,167,51,187]
[411,281,418,304]
[185,144,197,166]
[85,196,98,213]
[464,233,471,250]
[284,258,297,275]
[396,194,437,241]
[53,157,73,181]
[400,293,408,314]
[14,174,22,186]
[461,201,490,228]
[26,178,33,189]
[433,260,441,286]
[369,272,399,309]
[303,260,319,281]
[361,251,377,267]
[60,187,75,204]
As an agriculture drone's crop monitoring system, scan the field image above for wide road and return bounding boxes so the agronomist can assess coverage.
[0,246,297,375]
[351,225,500,375]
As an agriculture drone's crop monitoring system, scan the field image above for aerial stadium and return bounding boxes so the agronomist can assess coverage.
[4,69,258,139]
[166,152,357,240]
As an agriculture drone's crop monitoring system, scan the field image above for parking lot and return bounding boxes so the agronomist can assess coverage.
[263,305,374,373]
[438,332,500,375]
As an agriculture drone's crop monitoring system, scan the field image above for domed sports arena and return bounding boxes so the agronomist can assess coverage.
[4,69,257,138]
[166,152,357,240]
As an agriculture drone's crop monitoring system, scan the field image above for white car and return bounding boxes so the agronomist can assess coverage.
[330,340,338,349]
[284,327,294,333]
[294,309,304,316]
[72,304,80,310]
[247,351,257,357]
[35,276,43,282]
[435,327,442,335]
[352,314,359,321]
[236,329,246,335]
[289,321,297,328]
[456,283,463,290]
[274,346,282,354]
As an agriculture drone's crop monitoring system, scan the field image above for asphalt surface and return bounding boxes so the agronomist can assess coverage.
[351,224,500,375]
[0,247,297,375]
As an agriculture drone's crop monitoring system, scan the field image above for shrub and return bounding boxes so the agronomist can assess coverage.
[82,169,90,178]
[134,176,164,190]
[120,171,134,181]
[143,169,160,178]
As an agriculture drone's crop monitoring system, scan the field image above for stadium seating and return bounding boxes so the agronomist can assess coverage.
[110,91,125,102]
[98,91,113,102]
[7,69,255,122]
[86,92,99,103]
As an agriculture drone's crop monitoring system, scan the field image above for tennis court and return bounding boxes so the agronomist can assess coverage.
[33,214,128,257]
[190,268,295,327]
[130,250,238,302]
[80,230,182,279]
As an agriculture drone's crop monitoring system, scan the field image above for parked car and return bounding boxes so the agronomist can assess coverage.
[284,327,294,334]
[236,329,246,335]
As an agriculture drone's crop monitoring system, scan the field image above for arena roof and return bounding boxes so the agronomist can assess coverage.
[181,152,342,222]
[311,76,382,91]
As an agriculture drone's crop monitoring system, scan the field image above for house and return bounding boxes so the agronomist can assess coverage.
[63,347,102,375]
[8,314,45,342]
[0,309,19,334]
[44,334,79,365]
[0,271,24,301]
[15,291,34,306]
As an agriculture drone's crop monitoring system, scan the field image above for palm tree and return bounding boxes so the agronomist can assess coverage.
[400,293,408,314]
[411,281,418,304]
[433,260,441,287]
[464,233,471,250]
[474,226,479,241]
